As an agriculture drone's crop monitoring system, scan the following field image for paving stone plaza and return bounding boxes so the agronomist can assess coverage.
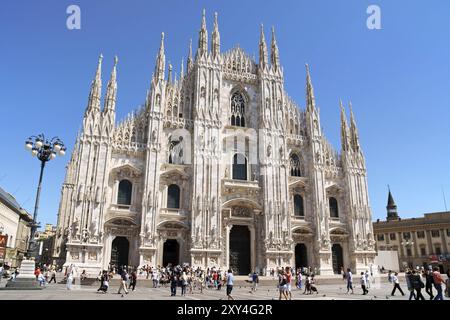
[0,275,411,301]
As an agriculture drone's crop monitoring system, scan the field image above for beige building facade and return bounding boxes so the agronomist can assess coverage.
[0,186,32,268]
[373,190,450,272]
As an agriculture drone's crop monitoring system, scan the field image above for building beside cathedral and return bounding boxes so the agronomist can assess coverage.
[53,10,376,276]
[374,189,450,272]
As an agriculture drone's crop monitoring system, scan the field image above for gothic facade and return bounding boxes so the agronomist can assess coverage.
[53,11,377,276]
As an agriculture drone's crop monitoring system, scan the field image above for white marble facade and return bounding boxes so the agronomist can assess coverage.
[53,11,377,276]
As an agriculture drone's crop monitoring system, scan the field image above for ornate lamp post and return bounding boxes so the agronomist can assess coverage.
[25,134,66,259]
[401,240,415,270]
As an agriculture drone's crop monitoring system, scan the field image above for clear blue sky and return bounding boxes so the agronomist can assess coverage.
[1,0,449,229]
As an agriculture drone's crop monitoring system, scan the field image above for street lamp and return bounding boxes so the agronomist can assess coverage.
[25,134,66,259]
[401,240,415,270]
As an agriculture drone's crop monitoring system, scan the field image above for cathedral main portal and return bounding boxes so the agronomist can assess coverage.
[163,239,180,267]
[229,225,251,275]
[111,237,129,270]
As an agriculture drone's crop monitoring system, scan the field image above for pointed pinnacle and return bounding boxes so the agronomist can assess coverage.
[260,24,266,42]
[114,55,118,67]
[202,9,206,28]
[214,12,218,29]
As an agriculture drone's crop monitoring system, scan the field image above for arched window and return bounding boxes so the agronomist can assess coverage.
[232,153,247,181]
[329,197,339,218]
[230,92,246,127]
[167,184,181,209]
[290,154,302,177]
[294,195,304,217]
[118,180,132,205]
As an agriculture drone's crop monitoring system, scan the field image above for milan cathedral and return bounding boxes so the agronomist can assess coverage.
[53,10,377,276]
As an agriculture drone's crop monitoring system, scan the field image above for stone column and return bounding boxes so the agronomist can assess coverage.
[102,233,113,270]
[426,230,433,256]
[225,225,231,269]
[398,232,404,257]
[248,224,256,273]
[440,229,448,255]
[411,230,418,256]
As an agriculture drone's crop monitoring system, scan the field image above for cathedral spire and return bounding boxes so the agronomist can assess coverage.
[211,12,221,58]
[187,39,193,71]
[86,54,103,115]
[197,9,208,57]
[259,24,268,70]
[154,32,166,81]
[167,63,173,83]
[349,102,361,152]
[180,58,184,78]
[305,64,316,112]
[103,55,118,113]
[340,100,350,152]
[386,186,400,221]
[271,26,280,71]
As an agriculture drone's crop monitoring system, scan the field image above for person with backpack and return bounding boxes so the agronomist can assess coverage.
[423,269,434,299]
[405,270,416,300]
[410,270,425,300]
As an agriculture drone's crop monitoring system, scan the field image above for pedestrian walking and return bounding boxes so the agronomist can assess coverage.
[303,274,311,294]
[360,272,368,295]
[365,270,371,289]
[432,267,445,300]
[170,269,178,296]
[346,268,354,294]
[297,271,303,289]
[285,267,293,300]
[391,272,405,296]
[117,269,129,295]
[152,270,159,288]
[405,270,416,300]
[48,267,57,284]
[129,270,137,292]
[278,269,288,300]
[251,271,259,292]
[226,269,234,300]
[181,270,188,296]
[424,269,434,300]
[410,270,425,300]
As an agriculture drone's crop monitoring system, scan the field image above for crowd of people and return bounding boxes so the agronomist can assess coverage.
[388,266,450,300]
[3,260,449,300]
